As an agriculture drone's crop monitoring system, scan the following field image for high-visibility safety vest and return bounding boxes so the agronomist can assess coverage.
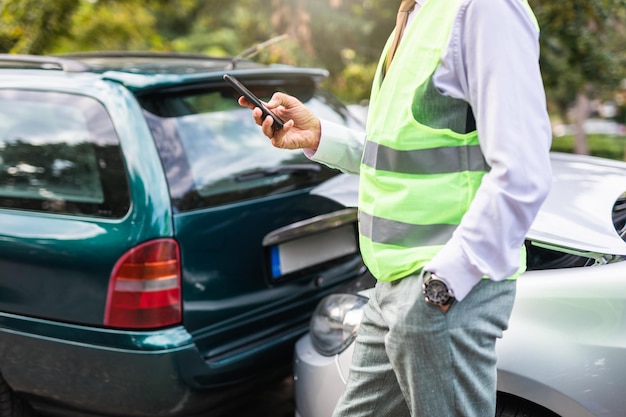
[359,0,536,281]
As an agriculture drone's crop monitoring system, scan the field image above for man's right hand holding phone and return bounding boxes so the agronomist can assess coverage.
[238,92,321,152]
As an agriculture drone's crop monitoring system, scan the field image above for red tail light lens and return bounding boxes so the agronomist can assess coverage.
[105,239,182,329]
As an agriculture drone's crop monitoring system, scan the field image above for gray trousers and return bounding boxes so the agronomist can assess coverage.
[332,273,516,417]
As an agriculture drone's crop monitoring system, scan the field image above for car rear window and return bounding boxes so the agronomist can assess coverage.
[139,78,362,212]
[0,90,130,217]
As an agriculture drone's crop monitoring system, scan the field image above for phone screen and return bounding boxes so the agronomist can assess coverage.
[224,74,285,131]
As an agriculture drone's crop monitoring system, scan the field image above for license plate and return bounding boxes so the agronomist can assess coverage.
[263,209,358,281]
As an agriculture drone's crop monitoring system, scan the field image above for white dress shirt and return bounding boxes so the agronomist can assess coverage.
[306,0,552,301]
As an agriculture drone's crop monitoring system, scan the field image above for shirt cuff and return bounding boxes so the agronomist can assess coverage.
[424,242,483,302]
[303,119,364,174]
[304,120,346,160]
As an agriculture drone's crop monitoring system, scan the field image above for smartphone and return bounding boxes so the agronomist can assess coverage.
[223,73,285,131]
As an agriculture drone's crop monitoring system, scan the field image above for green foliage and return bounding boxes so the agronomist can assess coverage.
[327,60,378,104]
[50,1,162,52]
[163,2,275,57]
[552,134,626,160]
[0,0,79,53]
[533,0,626,117]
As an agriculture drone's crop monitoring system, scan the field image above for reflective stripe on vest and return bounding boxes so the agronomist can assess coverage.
[362,141,488,175]
[359,211,456,247]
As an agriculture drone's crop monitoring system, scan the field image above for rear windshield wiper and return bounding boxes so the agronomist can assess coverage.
[228,34,289,69]
[235,164,321,182]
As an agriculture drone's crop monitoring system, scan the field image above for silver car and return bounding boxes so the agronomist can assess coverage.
[295,152,626,417]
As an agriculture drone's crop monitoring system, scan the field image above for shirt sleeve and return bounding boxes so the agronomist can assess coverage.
[424,0,553,301]
[303,119,365,175]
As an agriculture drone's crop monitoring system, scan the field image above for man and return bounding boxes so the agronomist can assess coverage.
[240,0,552,415]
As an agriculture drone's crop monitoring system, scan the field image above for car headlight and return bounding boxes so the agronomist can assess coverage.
[310,293,369,356]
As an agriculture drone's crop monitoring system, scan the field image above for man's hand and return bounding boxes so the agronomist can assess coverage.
[238,92,321,151]
[439,304,451,314]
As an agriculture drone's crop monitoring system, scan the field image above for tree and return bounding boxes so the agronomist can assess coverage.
[0,0,79,54]
[3,0,626,116]
[0,0,395,102]
[302,0,395,102]
[533,0,626,153]
[50,0,170,53]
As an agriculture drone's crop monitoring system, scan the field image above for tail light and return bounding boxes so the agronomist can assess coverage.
[105,239,182,329]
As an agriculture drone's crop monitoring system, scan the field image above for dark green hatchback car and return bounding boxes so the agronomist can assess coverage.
[0,52,370,417]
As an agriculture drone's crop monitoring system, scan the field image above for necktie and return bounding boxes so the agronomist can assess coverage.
[385,0,416,74]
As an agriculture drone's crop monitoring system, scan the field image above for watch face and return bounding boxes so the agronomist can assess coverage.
[424,279,452,305]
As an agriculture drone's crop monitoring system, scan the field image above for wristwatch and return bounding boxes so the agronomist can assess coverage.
[422,272,455,306]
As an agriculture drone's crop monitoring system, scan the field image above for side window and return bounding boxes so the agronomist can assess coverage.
[0,90,130,217]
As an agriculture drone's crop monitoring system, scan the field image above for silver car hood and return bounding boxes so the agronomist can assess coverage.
[311,152,626,255]
[528,152,626,255]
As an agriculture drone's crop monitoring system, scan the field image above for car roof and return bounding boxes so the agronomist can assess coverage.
[527,152,626,255]
[0,52,329,92]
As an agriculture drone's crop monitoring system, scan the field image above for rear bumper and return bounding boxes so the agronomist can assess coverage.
[0,312,273,417]
[0,269,372,417]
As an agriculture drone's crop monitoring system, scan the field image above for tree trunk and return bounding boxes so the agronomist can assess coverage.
[271,0,314,59]
[573,89,590,155]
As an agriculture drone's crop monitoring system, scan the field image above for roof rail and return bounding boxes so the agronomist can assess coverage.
[60,51,227,60]
[0,54,90,72]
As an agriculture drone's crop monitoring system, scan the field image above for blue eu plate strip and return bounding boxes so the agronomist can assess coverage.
[270,246,282,278]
